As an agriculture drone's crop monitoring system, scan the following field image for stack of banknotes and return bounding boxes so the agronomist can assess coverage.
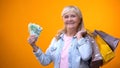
[28,23,43,37]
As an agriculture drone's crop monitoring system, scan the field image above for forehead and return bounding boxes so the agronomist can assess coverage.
[63,11,78,16]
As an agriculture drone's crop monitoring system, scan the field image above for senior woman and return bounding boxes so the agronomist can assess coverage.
[28,5,92,68]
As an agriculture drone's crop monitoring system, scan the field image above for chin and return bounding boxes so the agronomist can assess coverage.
[67,26,75,29]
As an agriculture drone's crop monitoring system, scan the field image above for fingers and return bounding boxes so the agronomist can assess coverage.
[28,35,38,45]
[76,31,87,40]
[77,31,87,37]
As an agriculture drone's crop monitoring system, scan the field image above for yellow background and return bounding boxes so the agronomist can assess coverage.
[0,0,120,68]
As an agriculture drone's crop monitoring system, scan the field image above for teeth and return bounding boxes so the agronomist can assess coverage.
[66,22,74,24]
[67,23,74,24]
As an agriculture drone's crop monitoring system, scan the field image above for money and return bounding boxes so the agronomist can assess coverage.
[28,23,43,37]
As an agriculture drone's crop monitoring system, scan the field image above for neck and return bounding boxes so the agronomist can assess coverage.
[66,28,77,37]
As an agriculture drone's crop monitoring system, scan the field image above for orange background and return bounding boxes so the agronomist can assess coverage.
[0,0,120,68]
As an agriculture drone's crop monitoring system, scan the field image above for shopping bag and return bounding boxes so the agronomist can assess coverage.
[86,29,119,68]
[86,30,103,68]
[94,30,119,51]
[95,35,115,63]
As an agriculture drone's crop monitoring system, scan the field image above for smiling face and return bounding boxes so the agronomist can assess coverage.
[62,11,80,30]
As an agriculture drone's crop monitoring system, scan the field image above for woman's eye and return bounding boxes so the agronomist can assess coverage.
[64,15,69,18]
[71,15,76,17]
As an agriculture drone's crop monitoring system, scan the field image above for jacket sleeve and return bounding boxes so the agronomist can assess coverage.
[34,38,56,66]
[77,37,92,61]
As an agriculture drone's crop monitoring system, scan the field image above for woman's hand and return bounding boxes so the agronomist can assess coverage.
[28,35,38,52]
[76,31,87,40]
[28,35,38,45]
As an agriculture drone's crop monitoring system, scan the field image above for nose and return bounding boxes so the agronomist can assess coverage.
[67,17,72,21]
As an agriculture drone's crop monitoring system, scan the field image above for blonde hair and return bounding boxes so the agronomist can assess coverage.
[61,5,82,18]
[55,5,86,40]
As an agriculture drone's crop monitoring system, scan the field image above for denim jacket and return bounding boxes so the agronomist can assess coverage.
[34,34,92,68]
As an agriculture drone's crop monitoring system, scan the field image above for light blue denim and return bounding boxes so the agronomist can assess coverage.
[34,34,92,68]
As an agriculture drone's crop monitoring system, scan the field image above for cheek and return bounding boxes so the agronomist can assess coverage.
[74,17,80,23]
[62,19,67,27]
[73,19,80,28]
[62,18,67,24]
[74,18,80,25]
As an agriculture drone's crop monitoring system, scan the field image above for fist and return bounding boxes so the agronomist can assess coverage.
[76,31,87,40]
[28,35,38,46]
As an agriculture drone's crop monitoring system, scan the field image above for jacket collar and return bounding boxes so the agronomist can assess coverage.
[59,33,77,40]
